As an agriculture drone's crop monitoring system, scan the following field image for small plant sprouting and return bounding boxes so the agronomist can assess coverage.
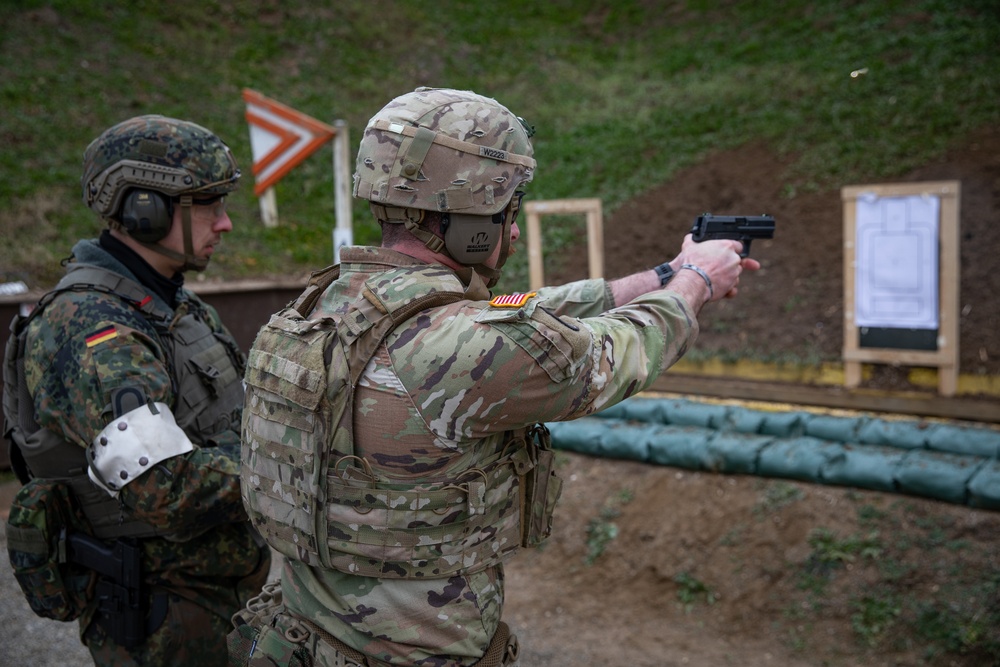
[674,571,719,613]
[851,594,901,647]
[807,528,883,567]
[583,488,634,566]
[754,481,805,516]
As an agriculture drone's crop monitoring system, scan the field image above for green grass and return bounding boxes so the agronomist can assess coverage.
[2,0,998,291]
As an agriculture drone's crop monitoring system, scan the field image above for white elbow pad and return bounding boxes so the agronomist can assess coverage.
[87,402,195,497]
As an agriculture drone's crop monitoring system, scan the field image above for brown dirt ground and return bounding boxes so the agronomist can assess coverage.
[503,126,1000,667]
[504,451,1000,667]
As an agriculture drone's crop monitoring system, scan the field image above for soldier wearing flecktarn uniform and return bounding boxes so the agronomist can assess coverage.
[3,115,270,666]
[231,87,758,667]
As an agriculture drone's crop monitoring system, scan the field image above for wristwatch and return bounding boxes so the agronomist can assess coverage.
[654,262,675,286]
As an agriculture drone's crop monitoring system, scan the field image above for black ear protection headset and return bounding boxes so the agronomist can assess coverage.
[119,188,174,243]
[440,191,526,265]
[440,211,505,265]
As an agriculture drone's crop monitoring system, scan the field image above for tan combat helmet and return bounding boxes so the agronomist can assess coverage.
[354,87,536,286]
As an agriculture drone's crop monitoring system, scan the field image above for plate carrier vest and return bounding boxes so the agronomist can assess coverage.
[241,264,562,579]
[3,263,245,540]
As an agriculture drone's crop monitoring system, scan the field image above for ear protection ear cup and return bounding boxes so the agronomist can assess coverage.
[442,213,504,264]
[120,189,173,243]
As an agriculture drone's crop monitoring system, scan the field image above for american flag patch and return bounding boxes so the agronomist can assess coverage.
[489,292,537,308]
[85,326,118,348]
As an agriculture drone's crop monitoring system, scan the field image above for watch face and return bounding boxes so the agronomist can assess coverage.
[656,263,675,286]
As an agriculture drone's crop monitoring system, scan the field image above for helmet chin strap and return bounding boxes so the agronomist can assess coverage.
[135,196,209,273]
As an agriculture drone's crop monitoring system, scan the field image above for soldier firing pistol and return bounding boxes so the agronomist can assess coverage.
[690,213,775,258]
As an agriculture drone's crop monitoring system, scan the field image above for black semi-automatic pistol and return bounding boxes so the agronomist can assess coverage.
[690,213,775,257]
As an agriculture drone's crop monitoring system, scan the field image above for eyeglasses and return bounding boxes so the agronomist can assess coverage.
[509,190,526,224]
[173,195,228,221]
[192,194,226,207]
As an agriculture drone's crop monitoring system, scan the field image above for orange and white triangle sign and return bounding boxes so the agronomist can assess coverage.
[243,89,336,196]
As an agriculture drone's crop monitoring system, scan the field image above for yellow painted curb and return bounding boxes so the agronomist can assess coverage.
[670,358,1000,398]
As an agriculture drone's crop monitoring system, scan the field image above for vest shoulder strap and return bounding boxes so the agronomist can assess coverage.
[293,264,341,318]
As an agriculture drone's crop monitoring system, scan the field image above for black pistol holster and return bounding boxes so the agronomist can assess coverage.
[66,532,167,648]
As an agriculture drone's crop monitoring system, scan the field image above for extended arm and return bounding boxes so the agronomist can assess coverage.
[611,235,759,310]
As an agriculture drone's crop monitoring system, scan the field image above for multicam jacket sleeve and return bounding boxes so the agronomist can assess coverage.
[383,276,699,442]
[23,290,248,533]
[532,277,617,319]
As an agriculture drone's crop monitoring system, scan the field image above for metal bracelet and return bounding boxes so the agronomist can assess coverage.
[680,263,714,298]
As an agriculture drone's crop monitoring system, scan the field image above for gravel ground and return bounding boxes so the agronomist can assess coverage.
[0,516,92,666]
[0,477,287,666]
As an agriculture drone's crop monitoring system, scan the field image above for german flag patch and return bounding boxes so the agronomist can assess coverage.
[489,292,537,308]
[85,325,118,348]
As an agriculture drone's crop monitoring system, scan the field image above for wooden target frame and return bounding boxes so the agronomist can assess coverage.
[841,181,961,396]
[524,198,604,291]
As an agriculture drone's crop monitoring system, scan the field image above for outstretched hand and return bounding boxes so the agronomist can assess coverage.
[676,234,760,301]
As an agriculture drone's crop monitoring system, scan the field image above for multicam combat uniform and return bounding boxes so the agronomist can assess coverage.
[13,236,270,665]
[267,245,699,666]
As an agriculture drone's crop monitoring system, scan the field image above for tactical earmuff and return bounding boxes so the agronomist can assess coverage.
[120,189,173,243]
[441,212,504,264]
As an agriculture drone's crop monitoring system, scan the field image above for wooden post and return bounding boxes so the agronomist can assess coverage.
[332,120,353,263]
[259,187,279,228]
[523,198,604,291]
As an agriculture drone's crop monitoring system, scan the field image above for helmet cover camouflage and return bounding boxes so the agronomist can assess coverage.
[353,87,535,216]
[81,115,240,219]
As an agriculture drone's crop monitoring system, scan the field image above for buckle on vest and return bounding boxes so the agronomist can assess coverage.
[455,468,489,516]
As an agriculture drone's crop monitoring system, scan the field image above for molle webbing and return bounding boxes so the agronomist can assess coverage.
[242,277,478,577]
[4,263,244,538]
[49,265,245,442]
[2,269,167,539]
[242,267,560,578]
[247,434,531,577]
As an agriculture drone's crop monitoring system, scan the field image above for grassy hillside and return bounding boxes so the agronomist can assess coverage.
[2,0,998,291]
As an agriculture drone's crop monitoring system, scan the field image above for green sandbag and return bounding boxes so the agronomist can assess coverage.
[596,397,734,430]
[661,400,732,429]
[596,400,666,425]
[926,424,1000,458]
[758,411,814,439]
[644,424,721,469]
[805,414,869,444]
[594,421,661,461]
[967,460,1000,510]
[855,418,935,450]
[894,450,983,505]
[549,418,667,461]
[714,406,767,433]
[546,419,607,455]
[703,432,774,474]
[549,397,1000,512]
[819,443,901,492]
[756,436,847,482]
